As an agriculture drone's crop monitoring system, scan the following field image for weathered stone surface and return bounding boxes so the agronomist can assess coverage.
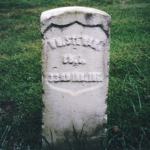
[41,6,111,146]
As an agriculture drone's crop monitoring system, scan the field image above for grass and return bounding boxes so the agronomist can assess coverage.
[0,0,150,149]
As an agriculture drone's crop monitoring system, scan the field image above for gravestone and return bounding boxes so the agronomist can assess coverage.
[41,6,111,146]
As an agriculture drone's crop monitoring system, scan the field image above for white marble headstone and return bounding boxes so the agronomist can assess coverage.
[41,6,111,145]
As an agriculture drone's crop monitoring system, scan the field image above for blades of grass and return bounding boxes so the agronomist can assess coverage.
[91,141,96,150]
[131,102,137,114]
[138,92,142,111]
[126,144,136,150]
[0,125,8,143]
[136,87,142,111]
[103,127,110,149]
[134,63,145,78]
[64,132,72,150]
[139,134,143,149]
[50,129,54,150]
[141,127,146,138]
[1,125,11,147]
[122,133,126,147]
[0,125,9,144]
[108,132,122,146]
[141,127,149,144]
[87,141,93,150]
[72,124,79,143]
[42,136,53,149]
[97,139,100,150]
[79,123,86,141]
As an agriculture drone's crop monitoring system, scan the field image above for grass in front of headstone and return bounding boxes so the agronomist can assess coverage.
[0,0,150,149]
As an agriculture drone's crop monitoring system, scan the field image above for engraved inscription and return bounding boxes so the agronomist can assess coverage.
[47,72,102,82]
[47,35,105,51]
[63,54,86,64]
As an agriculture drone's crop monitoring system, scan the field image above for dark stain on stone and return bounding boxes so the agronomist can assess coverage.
[84,13,93,20]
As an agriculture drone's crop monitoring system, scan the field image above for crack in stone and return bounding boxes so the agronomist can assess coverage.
[43,21,109,38]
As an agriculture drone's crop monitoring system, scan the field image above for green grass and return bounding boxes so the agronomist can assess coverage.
[0,0,150,149]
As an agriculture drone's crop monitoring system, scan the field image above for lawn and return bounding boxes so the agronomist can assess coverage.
[0,0,150,149]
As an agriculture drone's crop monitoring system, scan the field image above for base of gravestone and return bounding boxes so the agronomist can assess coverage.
[42,136,106,150]
[42,123,107,150]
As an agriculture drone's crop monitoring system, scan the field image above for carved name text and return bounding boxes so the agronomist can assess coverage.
[47,35,105,51]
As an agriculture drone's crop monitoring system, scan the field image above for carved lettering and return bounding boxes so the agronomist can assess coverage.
[82,36,89,46]
[63,54,86,65]
[92,73,97,81]
[53,73,59,82]
[87,37,94,47]
[96,73,102,81]
[76,37,82,46]
[65,36,71,45]
[60,73,65,81]
[48,73,54,82]
[66,73,71,81]
[71,36,77,45]
[47,35,105,51]
[91,39,99,50]
[80,73,84,81]
[68,55,74,64]
[46,72,102,82]
[47,39,57,49]
[56,38,63,47]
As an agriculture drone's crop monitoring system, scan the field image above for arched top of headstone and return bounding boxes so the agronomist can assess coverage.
[41,6,111,34]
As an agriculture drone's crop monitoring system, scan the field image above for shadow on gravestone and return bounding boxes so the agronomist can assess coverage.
[41,6,111,148]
